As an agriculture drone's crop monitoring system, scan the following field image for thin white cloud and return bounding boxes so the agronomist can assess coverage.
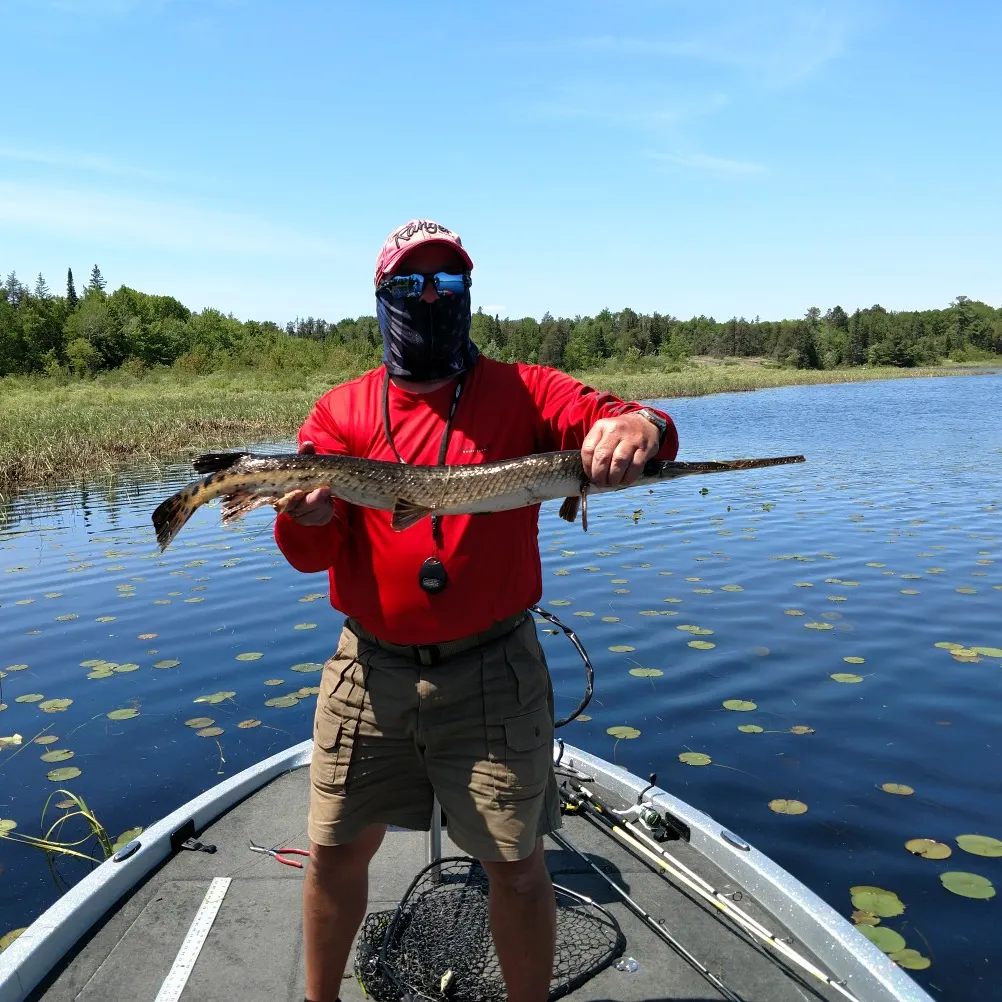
[0,181,336,258]
[0,144,179,183]
[648,151,766,176]
[565,0,864,87]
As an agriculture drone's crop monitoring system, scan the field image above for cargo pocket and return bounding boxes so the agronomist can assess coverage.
[498,705,552,803]
[312,655,364,795]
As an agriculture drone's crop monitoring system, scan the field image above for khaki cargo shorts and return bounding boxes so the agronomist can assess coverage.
[308,612,562,862]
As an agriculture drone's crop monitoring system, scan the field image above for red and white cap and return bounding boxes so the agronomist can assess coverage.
[373,219,474,287]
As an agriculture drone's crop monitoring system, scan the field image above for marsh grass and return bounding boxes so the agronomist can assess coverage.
[1,359,994,500]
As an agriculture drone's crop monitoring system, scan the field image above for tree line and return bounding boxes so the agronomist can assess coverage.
[1,265,999,380]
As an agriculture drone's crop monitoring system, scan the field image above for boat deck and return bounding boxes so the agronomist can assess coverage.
[25,763,848,1002]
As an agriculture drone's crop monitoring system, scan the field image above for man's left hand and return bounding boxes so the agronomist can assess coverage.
[581,413,661,488]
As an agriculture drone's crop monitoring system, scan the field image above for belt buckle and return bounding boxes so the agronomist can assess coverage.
[416,645,440,667]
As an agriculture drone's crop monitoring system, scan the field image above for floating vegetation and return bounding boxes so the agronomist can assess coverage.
[881,783,915,796]
[905,838,952,859]
[738,724,764,734]
[850,886,904,917]
[607,726,641,739]
[857,926,906,954]
[831,673,864,683]
[784,609,805,616]
[235,652,263,661]
[679,752,711,766]
[196,726,224,737]
[769,799,808,815]
[722,699,756,711]
[46,767,81,782]
[15,694,44,703]
[237,719,262,729]
[39,698,72,713]
[843,656,866,664]
[290,662,323,673]
[600,616,620,622]
[688,640,715,650]
[789,725,815,735]
[677,625,713,635]
[264,695,300,708]
[107,708,140,720]
[40,749,74,763]
[153,659,181,669]
[629,667,663,677]
[193,691,235,704]
[956,834,1002,857]
[185,717,214,728]
[940,872,995,899]
[804,622,834,630]
[608,645,635,653]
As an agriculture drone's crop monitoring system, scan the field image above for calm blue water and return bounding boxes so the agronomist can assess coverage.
[1,372,1000,999]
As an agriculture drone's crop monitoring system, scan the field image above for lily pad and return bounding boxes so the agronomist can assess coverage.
[193,691,236,704]
[831,673,864,683]
[607,726,641,739]
[804,622,833,630]
[881,783,914,796]
[722,699,756,711]
[940,871,995,899]
[956,834,1002,857]
[264,695,301,708]
[46,766,81,782]
[290,662,323,673]
[39,698,73,713]
[153,659,181,669]
[843,656,866,664]
[237,719,262,729]
[40,749,74,763]
[679,752,711,766]
[769,799,808,815]
[688,640,716,650]
[888,949,930,970]
[15,694,44,703]
[107,708,140,720]
[738,724,764,734]
[196,726,224,737]
[857,926,906,954]
[112,663,140,674]
[851,888,904,917]
[0,928,27,951]
[235,652,263,661]
[972,647,1002,658]
[790,725,815,735]
[0,820,17,833]
[111,827,144,852]
[184,717,214,728]
[905,838,952,859]
[608,645,636,653]
[629,668,663,677]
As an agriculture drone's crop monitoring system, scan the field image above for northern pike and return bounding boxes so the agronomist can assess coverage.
[151,449,805,551]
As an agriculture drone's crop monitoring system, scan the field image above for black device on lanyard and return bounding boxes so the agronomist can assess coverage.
[382,371,466,594]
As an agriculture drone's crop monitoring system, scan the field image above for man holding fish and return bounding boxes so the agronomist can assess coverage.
[276,219,677,1002]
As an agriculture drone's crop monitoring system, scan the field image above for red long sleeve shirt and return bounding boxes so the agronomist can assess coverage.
[273,357,678,645]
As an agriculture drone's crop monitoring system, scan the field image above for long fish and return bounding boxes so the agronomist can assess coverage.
[151,449,805,551]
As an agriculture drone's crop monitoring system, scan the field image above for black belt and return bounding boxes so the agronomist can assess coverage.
[346,611,529,666]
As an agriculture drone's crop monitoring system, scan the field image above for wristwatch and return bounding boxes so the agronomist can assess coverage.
[636,407,669,447]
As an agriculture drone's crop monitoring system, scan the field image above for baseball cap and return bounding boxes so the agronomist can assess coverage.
[374,219,474,287]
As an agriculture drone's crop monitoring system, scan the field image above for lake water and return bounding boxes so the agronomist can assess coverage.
[1,372,1000,999]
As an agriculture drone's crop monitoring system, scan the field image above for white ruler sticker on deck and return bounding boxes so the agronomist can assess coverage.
[154,876,231,1002]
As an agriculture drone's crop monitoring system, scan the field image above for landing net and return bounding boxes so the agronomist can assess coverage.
[355,856,625,1002]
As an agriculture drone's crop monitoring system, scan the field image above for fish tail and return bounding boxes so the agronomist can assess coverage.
[192,451,250,475]
[152,488,201,551]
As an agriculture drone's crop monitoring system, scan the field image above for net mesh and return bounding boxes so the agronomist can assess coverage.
[355,856,625,1002]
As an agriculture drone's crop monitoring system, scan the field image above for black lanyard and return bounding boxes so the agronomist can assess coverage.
[382,370,465,544]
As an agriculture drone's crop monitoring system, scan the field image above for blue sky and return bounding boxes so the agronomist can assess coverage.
[1,1,999,325]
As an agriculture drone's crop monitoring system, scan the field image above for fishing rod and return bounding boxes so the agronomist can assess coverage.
[564,783,864,1002]
[548,827,745,1002]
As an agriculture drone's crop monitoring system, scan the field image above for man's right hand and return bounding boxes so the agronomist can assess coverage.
[275,441,335,526]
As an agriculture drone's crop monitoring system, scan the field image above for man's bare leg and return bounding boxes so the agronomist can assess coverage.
[303,824,386,1002]
[480,839,556,1002]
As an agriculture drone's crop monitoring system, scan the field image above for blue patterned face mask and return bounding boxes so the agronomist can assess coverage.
[376,284,479,382]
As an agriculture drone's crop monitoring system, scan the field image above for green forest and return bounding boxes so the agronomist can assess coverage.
[2,265,999,380]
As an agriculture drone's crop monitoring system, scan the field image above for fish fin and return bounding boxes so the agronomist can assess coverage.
[581,489,589,532]
[391,498,433,531]
[152,491,198,552]
[558,496,579,523]
[220,491,282,523]
[193,451,250,475]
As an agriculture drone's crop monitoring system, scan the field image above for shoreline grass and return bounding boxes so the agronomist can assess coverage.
[1,359,997,503]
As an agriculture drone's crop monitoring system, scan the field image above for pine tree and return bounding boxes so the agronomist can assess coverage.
[88,264,106,292]
[34,273,51,299]
[67,268,78,309]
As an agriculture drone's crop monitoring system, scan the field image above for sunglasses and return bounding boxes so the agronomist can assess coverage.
[377,272,472,299]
